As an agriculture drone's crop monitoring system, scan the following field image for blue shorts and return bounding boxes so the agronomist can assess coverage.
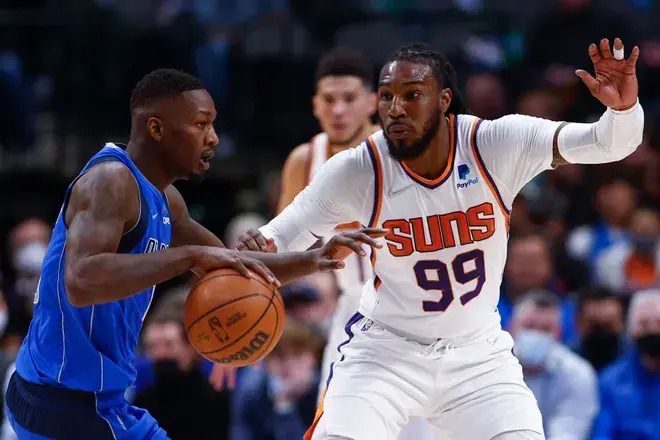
[6,372,169,439]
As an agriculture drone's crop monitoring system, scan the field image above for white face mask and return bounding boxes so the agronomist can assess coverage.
[14,242,47,274]
[514,329,554,369]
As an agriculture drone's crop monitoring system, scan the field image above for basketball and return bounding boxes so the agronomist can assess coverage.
[184,268,285,367]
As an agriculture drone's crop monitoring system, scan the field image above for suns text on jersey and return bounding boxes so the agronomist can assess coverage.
[382,202,495,256]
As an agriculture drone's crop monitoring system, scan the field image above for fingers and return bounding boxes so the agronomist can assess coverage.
[345,232,384,249]
[612,37,624,60]
[588,43,601,64]
[627,45,640,68]
[599,38,613,59]
[209,364,225,391]
[318,258,345,271]
[358,228,390,238]
[248,229,269,251]
[243,258,281,287]
[226,367,237,390]
[230,257,250,277]
[575,69,598,94]
[238,233,261,252]
[265,238,278,253]
[334,236,366,256]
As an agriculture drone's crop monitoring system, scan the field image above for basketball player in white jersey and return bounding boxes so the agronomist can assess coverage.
[241,38,644,439]
[278,48,379,395]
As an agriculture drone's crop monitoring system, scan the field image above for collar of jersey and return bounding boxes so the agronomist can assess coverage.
[399,114,457,189]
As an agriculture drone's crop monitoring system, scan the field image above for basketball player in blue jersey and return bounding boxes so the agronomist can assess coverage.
[6,69,385,440]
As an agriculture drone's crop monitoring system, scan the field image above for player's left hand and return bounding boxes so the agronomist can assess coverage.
[316,228,388,270]
[576,37,639,111]
[235,229,278,253]
[209,363,237,391]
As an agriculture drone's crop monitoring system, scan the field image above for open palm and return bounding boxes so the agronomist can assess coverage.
[576,37,639,111]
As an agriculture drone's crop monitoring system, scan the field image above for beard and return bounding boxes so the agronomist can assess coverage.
[384,108,441,161]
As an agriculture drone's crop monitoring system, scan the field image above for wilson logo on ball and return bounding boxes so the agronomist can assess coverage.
[215,331,270,364]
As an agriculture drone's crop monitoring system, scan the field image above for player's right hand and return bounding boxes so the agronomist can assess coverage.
[236,229,278,253]
[191,246,280,287]
[316,228,388,270]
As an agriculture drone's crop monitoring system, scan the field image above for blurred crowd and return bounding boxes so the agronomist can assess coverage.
[1,0,660,439]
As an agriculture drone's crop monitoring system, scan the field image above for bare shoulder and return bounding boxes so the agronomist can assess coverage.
[66,162,139,226]
[284,142,311,171]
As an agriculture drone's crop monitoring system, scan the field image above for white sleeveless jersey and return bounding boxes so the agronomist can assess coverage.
[358,114,508,339]
[264,113,562,339]
[306,133,373,298]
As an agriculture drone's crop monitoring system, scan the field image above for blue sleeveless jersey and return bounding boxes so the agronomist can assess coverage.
[15,143,172,394]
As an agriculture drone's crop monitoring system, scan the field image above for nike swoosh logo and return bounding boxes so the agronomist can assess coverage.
[389,184,413,198]
[152,213,158,219]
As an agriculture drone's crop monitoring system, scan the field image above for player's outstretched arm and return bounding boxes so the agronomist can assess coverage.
[64,164,277,307]
[165,184,381,285]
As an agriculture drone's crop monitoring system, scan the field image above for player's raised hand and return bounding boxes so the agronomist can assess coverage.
[235,229,278,253]
[316,228,388,270]
[575,37,639,111]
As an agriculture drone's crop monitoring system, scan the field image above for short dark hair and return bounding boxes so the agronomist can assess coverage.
[385,43,467,115]
[315,47,373,88]
[130,68,205,113]
[516,289,561,310]
[578,286,621,313]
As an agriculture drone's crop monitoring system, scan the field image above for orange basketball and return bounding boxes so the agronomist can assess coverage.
[184,268,285,367]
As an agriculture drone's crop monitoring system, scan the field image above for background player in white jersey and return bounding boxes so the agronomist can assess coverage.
[276,48,378,391]
[241,37,644,440]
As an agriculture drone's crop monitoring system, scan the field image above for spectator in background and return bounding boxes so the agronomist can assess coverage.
[591,289,660,440]
[511,291,598,440]
[4,218,50,351]
[465,72,507,120]
[134,291,230,440]
[500,234,572,334]
[517,87,565,121]
[280,273,337,339]
[230,319,324,440]
[595,207,659,294]
[574,286,626,372]
[567,178,637,276]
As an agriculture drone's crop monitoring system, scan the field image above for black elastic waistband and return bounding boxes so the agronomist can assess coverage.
[12,372,97,407]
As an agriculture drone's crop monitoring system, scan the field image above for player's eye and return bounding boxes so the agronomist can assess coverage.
[344,94,356,103]
[196,121,207,129]
[323,96,335,105]
[379,91,393,101]
[406,91,422,100]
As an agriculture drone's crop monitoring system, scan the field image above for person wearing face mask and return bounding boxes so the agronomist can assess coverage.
[4,219,50,349]
[595,207,659,294]
[574,286,626,371]
[133,291,230,440]
[511,290,598,440]
[230,319,324,440]
[591,289,660,440]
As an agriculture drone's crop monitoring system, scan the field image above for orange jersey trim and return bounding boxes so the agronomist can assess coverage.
[399,113,456,189]
[303,389,326,440]
[468,117,511,230]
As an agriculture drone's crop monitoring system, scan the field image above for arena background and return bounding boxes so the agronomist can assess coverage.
[0,0,658,439]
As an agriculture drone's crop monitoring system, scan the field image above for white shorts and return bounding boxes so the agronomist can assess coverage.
[319,292,361,398]
[307,314,544,440]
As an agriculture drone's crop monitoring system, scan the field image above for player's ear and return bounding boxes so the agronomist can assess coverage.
[439,88,452,114]
[147,117,164,142]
